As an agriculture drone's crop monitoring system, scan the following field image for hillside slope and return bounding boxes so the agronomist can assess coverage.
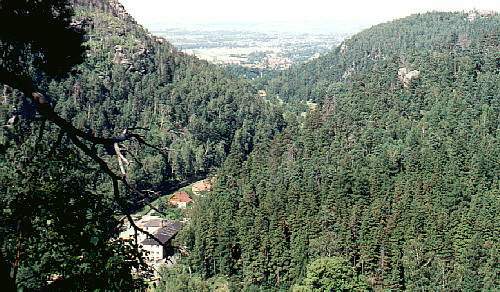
[181,11,500,291]
[0,1,286,289]
[262,11,499,102]
[47,0,285,190]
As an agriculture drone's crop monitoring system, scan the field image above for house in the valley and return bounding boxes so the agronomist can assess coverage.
[191,179,213,195]
[169,191,193,208]
[141,220,183,262]
[119,216,167,245]
[143,218,168,233]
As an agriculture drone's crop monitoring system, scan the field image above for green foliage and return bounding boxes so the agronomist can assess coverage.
[0,129,147,290]
[1,0,281,289]
[0,0,147,289]
[261,11,500,103]
[292,257,369,291]
[155,266,210,292]
[180,11,500,291]
[0,0,85,87]
[41,4,286,191]
[1,0,286,289]
[155,265,233,292]
[2,1,498,290]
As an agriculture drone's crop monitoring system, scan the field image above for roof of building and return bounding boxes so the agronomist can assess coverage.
[192,179,212,193]
[169,191,193,204]
[141,221,183,246]
[143,218,165,228]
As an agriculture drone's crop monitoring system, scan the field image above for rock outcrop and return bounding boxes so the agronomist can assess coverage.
[398,67,420,88]
[71,0,135,23]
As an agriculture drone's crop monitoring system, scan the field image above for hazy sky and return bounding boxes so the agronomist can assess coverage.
[120,0,499,31]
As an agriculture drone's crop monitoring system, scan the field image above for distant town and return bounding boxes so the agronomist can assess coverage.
[152,28,347,71]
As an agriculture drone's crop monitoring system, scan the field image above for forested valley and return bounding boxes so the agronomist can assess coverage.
[0,0,498,291]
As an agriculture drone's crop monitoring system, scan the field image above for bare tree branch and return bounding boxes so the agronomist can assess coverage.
[1,75,171,266]
[124,214,165,247]
[114,143,129,175]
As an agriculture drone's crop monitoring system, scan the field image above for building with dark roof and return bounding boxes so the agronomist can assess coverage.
[141,220,183,262]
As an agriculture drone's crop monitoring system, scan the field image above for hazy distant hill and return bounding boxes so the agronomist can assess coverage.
[263,11,499,102]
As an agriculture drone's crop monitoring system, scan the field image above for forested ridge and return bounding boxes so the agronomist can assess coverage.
[0,0,498,290]
[2,0,285,192]
[261,11,499,103]
[55,1,286,186]
[178,11,500,291]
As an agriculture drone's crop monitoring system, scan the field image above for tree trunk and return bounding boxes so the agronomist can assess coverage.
[0,250,16,292]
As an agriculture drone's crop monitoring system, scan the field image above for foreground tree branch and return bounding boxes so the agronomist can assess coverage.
[1,77,169,267]
[1,1,164,288]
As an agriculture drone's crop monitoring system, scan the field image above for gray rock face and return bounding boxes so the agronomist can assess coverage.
[71,0,135,23]
[398,67,420,88]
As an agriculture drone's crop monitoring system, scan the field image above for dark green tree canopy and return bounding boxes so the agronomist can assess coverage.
[0,0,85,90]
[179,11,499,291]
[1,0,285,290]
